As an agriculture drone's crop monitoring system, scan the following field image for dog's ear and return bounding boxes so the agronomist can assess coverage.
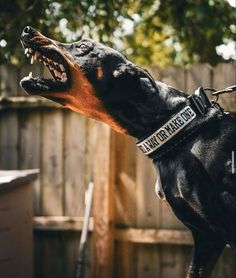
[113,62,158,94]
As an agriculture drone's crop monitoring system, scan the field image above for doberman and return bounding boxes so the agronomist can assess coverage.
[20,26,236,278]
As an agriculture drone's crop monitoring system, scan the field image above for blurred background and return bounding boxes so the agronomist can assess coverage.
[0,1,235,278]
[0,0,236,66]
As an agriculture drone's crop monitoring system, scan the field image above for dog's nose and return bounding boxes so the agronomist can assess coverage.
[21,26,36,39]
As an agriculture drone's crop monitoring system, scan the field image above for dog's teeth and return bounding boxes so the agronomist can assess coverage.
[30,56,34,64]
[26,53,30,57]
[59,64,65,72]
[29,48,33,53]
[61,73,67,81]
[28,72,33,78]
[25,48,29,54]
[35,51,40,60]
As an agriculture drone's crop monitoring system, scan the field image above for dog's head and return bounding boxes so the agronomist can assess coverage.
[20,26,186,137]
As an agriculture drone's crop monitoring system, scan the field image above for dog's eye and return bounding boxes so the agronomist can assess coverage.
[77,43,88,51]
[75,43,91,56]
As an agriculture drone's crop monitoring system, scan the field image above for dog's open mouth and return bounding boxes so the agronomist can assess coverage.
[20,38,71,95]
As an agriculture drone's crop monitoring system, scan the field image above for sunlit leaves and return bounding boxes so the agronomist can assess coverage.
[0,0,235,66]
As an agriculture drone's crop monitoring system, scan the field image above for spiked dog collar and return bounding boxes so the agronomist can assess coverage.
[136,87,216,160]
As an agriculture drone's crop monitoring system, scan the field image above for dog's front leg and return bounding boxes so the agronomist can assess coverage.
[187,230,225,278]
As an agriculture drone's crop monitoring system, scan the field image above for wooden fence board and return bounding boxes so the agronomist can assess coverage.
[114,241,135,278]
[160,65,186,91]
[0,65,19,96]
[186,64,212,93]
[115,228,193,245]
[136,151,161,278]
[18,111,41,214]
[0,111,18,169]
[212,248,236,278]
[84,119,96,188]
[115,134,137,226]
[41,110,63,215]
[136,152,160,228]
[62,233,92,278]
[114,134,137,278]
[93,123,115,278]
[64,111,87,216]
[0,66,19,169]
[35,232,67,278]
[185,63,213,110]
[160,245,190,278]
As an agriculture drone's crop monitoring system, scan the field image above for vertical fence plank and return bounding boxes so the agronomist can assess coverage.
[0,65,19,169]
[85,119,97,186]
[160,65,186,91]
[41,110,63,215]
[35,232,67,278]
[0,110,18,169]
[114,134,137,278]
[93,123,115,278]
[212,248,236,278]
[64,111,87,216]
[115,135,137,226]
[0,65,19,96]
[136,152,161,229]
[19,110,41,215]
[160,245,190,278]
[186,64,212,93]
[135,151,161,278]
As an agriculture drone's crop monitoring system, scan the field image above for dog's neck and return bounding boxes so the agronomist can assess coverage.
[105,79,187,139]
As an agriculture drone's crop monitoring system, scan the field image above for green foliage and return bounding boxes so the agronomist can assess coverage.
[124,0,236,66]
[0,0,235,66]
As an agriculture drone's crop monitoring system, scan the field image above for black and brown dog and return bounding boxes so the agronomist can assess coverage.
[20,26,236,278]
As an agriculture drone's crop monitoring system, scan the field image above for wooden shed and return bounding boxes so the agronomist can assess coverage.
[0,169,38,278]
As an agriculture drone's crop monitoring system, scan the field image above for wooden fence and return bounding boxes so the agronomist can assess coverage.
[0,63,235,278]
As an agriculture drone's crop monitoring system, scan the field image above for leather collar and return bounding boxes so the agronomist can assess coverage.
[136,87,223,160]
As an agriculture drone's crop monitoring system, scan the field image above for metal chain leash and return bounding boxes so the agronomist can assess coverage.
[204,85,236,101]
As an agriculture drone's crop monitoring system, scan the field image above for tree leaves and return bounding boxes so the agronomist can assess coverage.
[0,0,235,66]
